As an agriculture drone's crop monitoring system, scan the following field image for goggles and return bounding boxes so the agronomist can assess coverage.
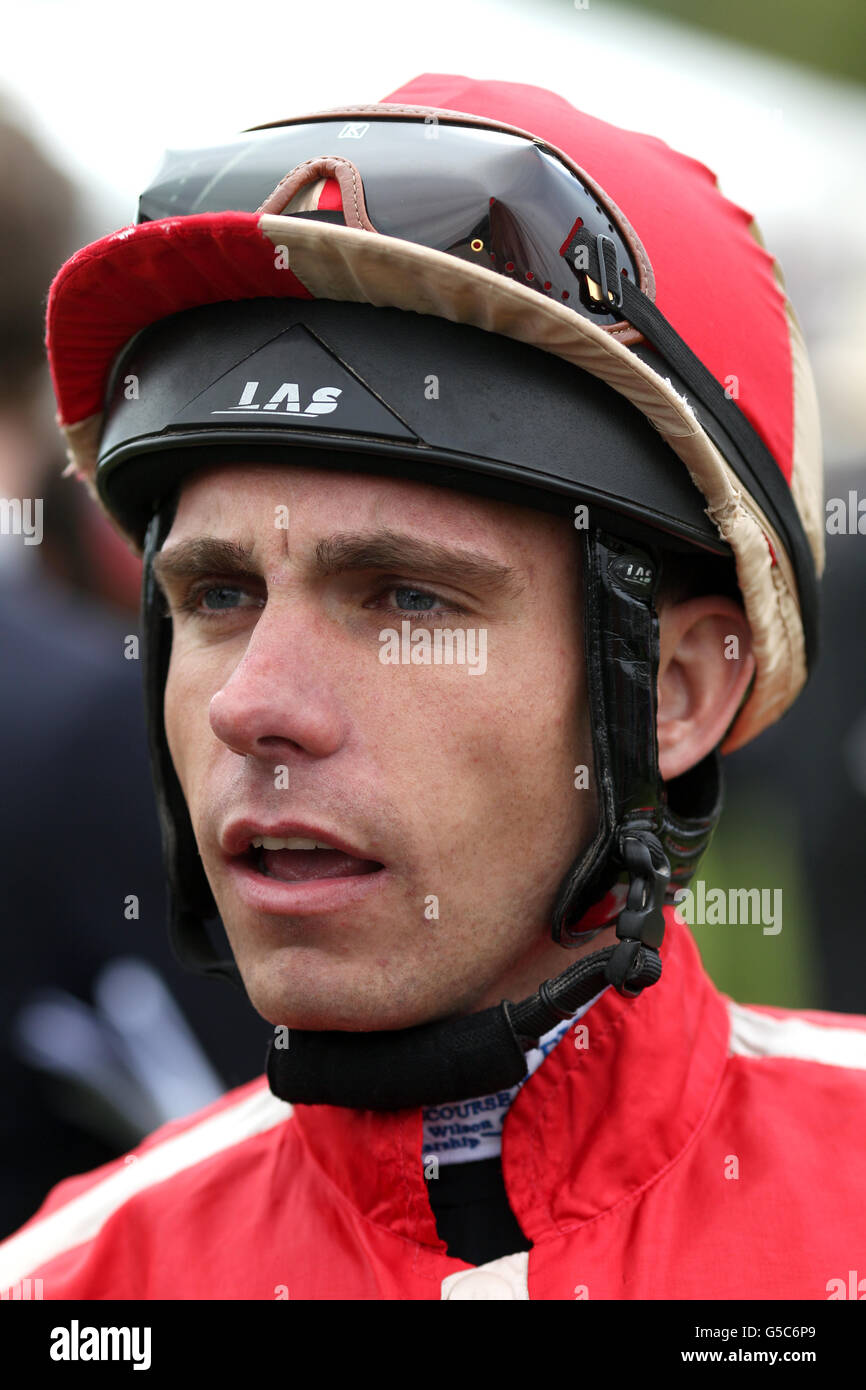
[138,114,645,330]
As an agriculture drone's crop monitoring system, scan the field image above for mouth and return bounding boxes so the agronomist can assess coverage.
[220,822,390,915]
[245,836,385,884]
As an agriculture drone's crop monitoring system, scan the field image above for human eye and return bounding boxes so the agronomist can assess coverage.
[364,583,467,623]
[173,581,264,621]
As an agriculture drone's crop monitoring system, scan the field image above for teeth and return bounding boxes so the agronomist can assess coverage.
[250,836,336,851]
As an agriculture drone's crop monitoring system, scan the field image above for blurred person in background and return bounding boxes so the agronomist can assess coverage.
[0,100,267,1239]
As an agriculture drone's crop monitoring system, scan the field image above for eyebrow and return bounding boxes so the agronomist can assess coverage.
[152,529,527,599]
[153,538,257,588]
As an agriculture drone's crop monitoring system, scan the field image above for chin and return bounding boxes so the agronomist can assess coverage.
[241,971,440,1035]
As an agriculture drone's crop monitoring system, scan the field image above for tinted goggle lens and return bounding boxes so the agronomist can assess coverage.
[138,118,639,327]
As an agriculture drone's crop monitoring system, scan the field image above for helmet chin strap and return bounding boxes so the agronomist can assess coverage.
[142,512,722,1109]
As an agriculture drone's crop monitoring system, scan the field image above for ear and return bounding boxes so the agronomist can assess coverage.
[656,596,755,782]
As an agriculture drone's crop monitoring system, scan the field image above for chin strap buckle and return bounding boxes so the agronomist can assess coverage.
[605,829,670,997]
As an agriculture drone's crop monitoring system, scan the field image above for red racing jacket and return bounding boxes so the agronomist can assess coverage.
[2,913,865,1300]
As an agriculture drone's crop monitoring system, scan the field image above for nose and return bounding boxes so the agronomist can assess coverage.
[208,600,346,763]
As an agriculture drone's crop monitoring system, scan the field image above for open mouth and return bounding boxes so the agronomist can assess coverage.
[246,836,385,884]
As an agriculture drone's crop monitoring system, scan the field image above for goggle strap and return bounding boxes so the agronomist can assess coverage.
[568,225,817,669]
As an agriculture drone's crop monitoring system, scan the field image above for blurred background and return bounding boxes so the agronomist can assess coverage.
[0,0,864,1236]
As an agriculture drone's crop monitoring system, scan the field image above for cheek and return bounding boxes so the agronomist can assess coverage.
[163,643,223,802]
[480,637,586,846]
[163,657,191,797]
[377,629,583,837]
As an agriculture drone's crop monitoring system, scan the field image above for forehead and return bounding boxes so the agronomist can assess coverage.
[164,461,574,561]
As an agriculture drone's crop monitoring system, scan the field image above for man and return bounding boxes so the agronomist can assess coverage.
[1,73,863,1301]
